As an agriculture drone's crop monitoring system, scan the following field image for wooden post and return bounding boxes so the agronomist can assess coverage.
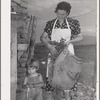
[27,16,37,63]
[11,14,17,100]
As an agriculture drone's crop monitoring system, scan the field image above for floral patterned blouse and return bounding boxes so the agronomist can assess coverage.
[44,17,81,40]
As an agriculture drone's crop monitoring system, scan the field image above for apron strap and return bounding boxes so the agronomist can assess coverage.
[53,18,70,29]
[53,18,58,29]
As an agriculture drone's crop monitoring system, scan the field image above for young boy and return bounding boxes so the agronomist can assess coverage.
[22,58,44,100]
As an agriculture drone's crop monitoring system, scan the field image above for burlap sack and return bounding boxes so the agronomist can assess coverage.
[52,49,82,90]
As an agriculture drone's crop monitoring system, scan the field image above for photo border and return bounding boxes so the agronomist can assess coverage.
[1,0,99,100]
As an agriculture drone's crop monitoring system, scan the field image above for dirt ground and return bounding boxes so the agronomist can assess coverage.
[16,82,96,100]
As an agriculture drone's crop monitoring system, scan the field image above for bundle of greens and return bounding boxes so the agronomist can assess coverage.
[49,38,67,60]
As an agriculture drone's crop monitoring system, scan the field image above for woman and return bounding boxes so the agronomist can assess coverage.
[40,1,83,100]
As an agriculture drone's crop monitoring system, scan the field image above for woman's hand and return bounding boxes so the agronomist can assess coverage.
[48,44,58,57]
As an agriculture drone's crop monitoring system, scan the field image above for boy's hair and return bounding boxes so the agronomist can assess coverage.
[27,58,39,70]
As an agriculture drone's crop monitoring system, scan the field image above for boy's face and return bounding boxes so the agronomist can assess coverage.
[28,61,39,75]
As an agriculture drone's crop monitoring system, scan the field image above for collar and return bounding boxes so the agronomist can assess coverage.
[56,18,66,23]
[54,18,68,29]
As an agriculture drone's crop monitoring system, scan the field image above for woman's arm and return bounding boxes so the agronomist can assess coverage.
[40,32,51,49]
[66,34,83,45]
[70,34,83,43]
[40,32,58,56]
[66,18,83,45]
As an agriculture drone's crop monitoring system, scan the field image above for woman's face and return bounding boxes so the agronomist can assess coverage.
[56,9,68,20]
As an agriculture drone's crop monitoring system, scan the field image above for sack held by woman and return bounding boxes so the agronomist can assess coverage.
[51,47,82,90]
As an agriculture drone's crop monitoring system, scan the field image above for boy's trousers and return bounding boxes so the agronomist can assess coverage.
[22,88,43,100]
[28,88,43,100]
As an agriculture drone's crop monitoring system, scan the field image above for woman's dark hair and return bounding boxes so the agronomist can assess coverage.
[55,1,71,15]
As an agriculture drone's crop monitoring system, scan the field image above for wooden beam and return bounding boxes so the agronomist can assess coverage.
[17,44,28,50]
[11,20,17,100]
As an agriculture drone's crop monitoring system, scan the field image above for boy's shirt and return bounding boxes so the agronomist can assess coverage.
[24,73,44,88]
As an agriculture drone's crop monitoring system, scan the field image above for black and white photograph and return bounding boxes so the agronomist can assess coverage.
[1,0,99,100]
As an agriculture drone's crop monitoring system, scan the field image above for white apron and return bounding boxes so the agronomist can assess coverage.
[46,18,74,77]
[51,18,74,55]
